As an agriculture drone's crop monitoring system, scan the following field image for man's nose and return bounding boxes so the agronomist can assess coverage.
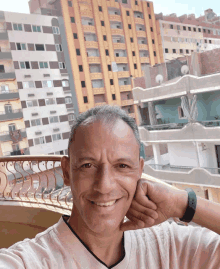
[93,165,116,194]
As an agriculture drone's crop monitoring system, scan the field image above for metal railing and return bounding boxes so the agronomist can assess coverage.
[149,163,220,175]
[0,48,11,52]
[0,89,18,94]
[142,122,187,131]
[0,109,22,115]
[0,155,72,213]
[199,120,220,127]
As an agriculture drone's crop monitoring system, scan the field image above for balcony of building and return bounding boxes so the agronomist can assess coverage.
[0,155,220,248]
[82,25,96,33]
[120,85,132,92]
[136,31,147,38]
[0,88,19,100]
[0,109,23,122]
[0,29,8,41]
[109,14,122,22]
[115,57,128,64]
[93,87,105,95]
[89,64,102,80]
[113,43,126,50]
[0,49,12,60]
[80,10,93,19]
[85,41,98,49]
[0,128,27,143]
[117,71,130,78]
[111,28,124,36]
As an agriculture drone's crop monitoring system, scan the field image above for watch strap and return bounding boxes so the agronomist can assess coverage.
[179,188,197,223]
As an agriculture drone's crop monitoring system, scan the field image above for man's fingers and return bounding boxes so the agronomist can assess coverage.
[128,207,157,224]
[135,181,157,210]
[130,200,158,219]
[120,214,145,232]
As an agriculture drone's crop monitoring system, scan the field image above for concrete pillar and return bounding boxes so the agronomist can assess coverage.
[195,142,201,167]
[152,144,162,169]
[148,101,157,126]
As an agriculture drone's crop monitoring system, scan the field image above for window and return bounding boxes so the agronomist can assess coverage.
[126,11,130,16]
[1,85,9,93]
[84,96,88,103]
[170,24,173,29]
[205,39,207,43]
[31,119,41,127]
[132,51,135,56]
[13,23,22,31]
[105,49,109,56]
[147,2,150,7]
[150,27,153,32]
[193,27,196,32]
[32,25,41,32]
[108,65,112,71]
[165,48,169,53]
[209,40,212,44]
[81,81,86,88]
[183,26,186,30]
[103,35,107,41]
[178,107,185,119]
[52,133,62,141]
[198,28,201,32]
[73,33,78,39]
[8,124,16,132]
[52,26,60,35]
[68,114,75,121]
[35,44,45,51]
[27,100,38,107]
[49,116,59,123]
[59,62,66,69]
[65,97,72,104]
[99,6,102,11]
[101,21,105,26]
[188,27,191,31]
[134,63,137,69]
[76,49,80,55]
[172,49,176,53]
[153,51,156,56]
[135,1,138,5]
[68,1,72,7]
[116,53,119,57]
[208,29,211,34]
[55,44,63,52]
[180,49,183,53]
[186,49,189,54]
[130,37,133,43]
[35,137,45,145]
[203,29,206,33]
[45,98,56,105]
[20,61,30,69]
[62,80,69,87]
[149,14,151,19]
[110,79,114,85]
[112,94,116,100]
[128,24,131,29]
[79,65,83,72]
[16,43,26,50]
[23,81,35,89]
[39,62,48,69]
[42,80,53,88]
[71,17,75,23]
[152,39,155,44]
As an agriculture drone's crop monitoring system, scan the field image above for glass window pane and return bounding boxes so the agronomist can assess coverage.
[17,43,21,50]
[13,24,18,30]
[44,62,48,68]
[36,119,41,125]
[23,82,29,89]
[21,43,26,50]
[48,81,53,87]
[33,26,37,32]
[18,24,22,31]
[20,62,25,69]
[39,62,44,68]
[29,81,35,88]
[37,26,41,32]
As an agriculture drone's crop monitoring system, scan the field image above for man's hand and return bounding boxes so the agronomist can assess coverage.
[120,175,187,232]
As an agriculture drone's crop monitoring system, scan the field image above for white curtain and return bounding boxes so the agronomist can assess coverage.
[181,95,198,122]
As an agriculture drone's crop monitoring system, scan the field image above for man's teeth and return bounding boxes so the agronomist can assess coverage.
[93,200,116,207]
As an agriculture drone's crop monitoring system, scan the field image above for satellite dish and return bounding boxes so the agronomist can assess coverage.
[181,65,189,75]
[155,74,164,84]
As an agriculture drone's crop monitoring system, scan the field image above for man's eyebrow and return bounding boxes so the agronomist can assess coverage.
[77,157,136,166]
[77,157,97,162]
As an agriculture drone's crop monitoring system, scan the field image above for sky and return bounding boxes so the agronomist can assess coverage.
[1,0,220,18]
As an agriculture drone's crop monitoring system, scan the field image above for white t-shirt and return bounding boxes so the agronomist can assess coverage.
[0,215,219,269]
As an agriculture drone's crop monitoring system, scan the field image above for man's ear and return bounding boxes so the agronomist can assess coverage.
[61,156,70,186]
[139,157,144,177]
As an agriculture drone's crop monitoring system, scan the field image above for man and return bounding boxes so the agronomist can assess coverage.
[0,105,220,268]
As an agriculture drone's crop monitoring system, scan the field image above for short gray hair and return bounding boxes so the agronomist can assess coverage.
[68,105,141,156]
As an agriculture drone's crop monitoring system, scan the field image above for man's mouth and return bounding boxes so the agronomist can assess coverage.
[90,200,118,207]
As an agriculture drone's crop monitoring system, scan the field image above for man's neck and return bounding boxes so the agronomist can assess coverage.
[67,216,125,267]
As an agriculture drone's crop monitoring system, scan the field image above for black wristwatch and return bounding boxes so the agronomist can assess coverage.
[179,188,197,223]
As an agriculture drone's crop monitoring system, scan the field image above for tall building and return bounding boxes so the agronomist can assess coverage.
[29,0,164,119]
[156,9,220,61]
[0,11,73,156]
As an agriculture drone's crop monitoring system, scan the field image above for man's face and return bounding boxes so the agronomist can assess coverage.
[62,119,144,235]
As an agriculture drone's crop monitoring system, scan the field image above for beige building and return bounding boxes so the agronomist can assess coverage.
[156,9,220,61]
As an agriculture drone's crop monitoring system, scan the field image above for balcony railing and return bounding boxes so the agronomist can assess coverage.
[199,120,220,127]
[0,89,19,100]
[85,41,98,49]
[0,109,23,121]
[142,122,188,131]
[0,128,27,142]
[82,25,96,33]
[109,15,122,22]
[93,87,105,94]
[3,147,30,157]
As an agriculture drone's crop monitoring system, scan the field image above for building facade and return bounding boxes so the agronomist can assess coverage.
[29,0,164,119]
[1,11,74,156]
[156,9,220,61]
[133,49,220,187]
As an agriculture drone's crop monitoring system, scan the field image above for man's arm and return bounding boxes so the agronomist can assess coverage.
[178,190,220,235]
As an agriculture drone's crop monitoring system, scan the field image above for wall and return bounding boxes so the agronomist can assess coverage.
[197,142,218,169]
[199,48,220,75]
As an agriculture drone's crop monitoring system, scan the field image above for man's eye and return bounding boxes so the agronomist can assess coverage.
[119,164,129,169]
[81,163,92,168]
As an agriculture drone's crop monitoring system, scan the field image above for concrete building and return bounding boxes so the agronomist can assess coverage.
[133,48,220,187]
[28,0,164,119]
[0,11,73,156]
[156,9,220,61]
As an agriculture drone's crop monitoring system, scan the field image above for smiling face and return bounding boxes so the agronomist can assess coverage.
[61,119,144,235]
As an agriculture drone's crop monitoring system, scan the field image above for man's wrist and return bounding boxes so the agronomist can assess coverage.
[175,190,188,219]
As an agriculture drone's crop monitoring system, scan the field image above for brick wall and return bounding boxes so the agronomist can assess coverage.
[199,48,220,75]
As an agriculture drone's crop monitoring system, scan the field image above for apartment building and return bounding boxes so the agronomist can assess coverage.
[29,0,164,119]
[133,48,220,187]
[156,9,220,61]
[1,11,74,156]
